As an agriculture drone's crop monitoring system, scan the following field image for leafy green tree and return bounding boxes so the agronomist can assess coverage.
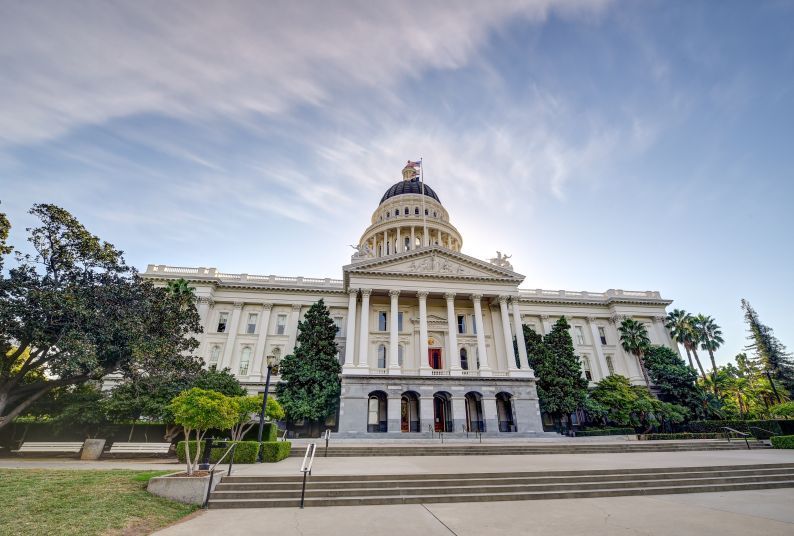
[169,388,238,475]
[229,395,284,441]
[707,353,788,419]
[524,318,589,428]
[742,299,794,399]
[770,401,794,419]
[0,204,203,430]
[276,299,340,424]
[618,318,651,388]
[694,314,723,390]
[644,344,714,419]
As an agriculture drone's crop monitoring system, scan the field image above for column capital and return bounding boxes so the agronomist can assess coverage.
[470,293,483,301]
[233,301,244,309]
[360,288,372,297]
[586,314,599,322]
[291,303,302,311]
[262,303,273,311]
[498,295,510,304]
[653,315,666,323]
[347,288,359,296]
[610,314,625,325]
[416,290,429,299]
[444,292,456,301]
[389,289,401,297]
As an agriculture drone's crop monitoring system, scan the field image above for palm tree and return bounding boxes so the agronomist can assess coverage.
[694,314,724,389]
[665,309,696,370]
[684,321,709,383]
[618,317,652,388]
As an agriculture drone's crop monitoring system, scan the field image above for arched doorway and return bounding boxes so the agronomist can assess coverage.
[400,391,420,432]
[465,392,485,432]
[367,391,387,433]
[496,392,516,432]
[433,392,453,432]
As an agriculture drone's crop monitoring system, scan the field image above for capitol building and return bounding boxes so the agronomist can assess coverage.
[143,163,678,436]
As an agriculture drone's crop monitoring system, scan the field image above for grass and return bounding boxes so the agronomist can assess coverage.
[0,469,198,536]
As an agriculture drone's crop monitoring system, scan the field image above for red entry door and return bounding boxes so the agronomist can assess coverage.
[429,349,442,369]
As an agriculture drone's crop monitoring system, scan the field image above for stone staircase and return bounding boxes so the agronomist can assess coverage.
[208,462,794,508]
[288,439,771,457]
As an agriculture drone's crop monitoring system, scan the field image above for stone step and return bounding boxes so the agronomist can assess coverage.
[208,480,794,509]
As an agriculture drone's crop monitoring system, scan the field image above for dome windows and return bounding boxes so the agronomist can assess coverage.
[414,207,419,215]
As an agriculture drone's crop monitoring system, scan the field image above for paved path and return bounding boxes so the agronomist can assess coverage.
[153,488,794,536]
[0,459,180,470]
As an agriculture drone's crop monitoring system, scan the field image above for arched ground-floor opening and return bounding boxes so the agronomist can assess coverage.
[496,392,517,432]
[367,390,388,432]
[464,391,485,432]
[433,391,453,432]
[401,391,420,432]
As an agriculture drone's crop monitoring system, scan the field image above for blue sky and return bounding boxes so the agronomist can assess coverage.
[1,1,792,365]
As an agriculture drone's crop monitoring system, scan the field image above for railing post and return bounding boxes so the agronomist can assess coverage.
[300,471,309,509]
[228,443,237,475]
[199,437,213,471]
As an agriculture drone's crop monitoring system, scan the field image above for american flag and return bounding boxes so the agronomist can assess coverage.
[407,160,421,168]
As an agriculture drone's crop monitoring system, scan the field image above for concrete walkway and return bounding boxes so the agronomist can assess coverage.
[0,458,181,470]
[153,488,794,535]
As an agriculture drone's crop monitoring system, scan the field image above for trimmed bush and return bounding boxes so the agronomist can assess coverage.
[260,441,291,462]
[575,427,635,437]
[642,433,723,440]
[176,440,261,464]
[684,420,783,439]
[770,435,794,449]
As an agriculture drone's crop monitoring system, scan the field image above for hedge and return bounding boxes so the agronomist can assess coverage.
[575,427,635,437]
[684,420,783,439]
[260,441,292,462]
[176,440,260,464]
[770,435,794,449]
[642,433,723,441]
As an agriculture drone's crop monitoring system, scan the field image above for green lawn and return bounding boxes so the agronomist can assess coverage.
[0,469,198,536]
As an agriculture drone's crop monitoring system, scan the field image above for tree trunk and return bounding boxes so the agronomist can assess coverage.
[128,421,136,442]
[183,428,192,475]
[636,352,651,389]
[683,345,694,370]
[691,348,708,382]
[707,347,719,395]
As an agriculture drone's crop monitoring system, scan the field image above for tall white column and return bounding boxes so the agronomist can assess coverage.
[446,293,461,373]
[196,296,213,358]
[388,290,401,373]
[358,289,371,369]
[252,303,273,379]
[383,230,388,255]
[418,291,430,374]
[410,227,415,250]
[343,289,358,371]
[396,228,401,253]
[511,298,530,371]
[286,304,301,353]
[587,315,610,380]
[221,302,244,371]
[540,314,552,335]
[471,294,491,375]
[498,296,518,371]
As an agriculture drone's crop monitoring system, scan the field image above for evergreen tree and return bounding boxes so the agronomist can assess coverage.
[277,299,341,423]
[644,345,714,419]
[523,317,588,428]
[741,299,794,399]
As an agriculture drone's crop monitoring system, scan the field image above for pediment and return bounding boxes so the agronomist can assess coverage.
[343,246,524,282]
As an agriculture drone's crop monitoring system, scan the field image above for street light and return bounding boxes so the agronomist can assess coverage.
[256,354,277,463]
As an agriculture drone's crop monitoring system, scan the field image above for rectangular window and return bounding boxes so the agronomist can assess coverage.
[398,312,403,331]
[276,314,287,335]
[457,315,466,334]
[598,326,607,345]
[471,315,477,335]
[209,345,221,366]
[379,311,387,331]
[246,313,258,334]
[217,312,229,333]
[333,316,343,335]
[606,355,615,375]
[574,326,585,345]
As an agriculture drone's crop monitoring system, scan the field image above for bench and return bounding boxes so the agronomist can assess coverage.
[107,442,172,457]
[13,442,84,456]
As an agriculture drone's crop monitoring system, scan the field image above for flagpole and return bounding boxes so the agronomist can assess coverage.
[420,157,427,247]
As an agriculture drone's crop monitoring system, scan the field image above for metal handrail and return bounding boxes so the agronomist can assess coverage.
[323,429,331,457]
[721,427,751,449]
[749,426,779,438]
[280,429,288,441]
[299,443,317,508]
[203,443,237,508]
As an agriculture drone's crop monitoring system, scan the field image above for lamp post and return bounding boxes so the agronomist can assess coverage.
[256,354,277,463]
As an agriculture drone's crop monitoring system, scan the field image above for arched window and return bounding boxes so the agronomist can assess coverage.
[424,208,429,216]
[386,211,390,218]
[378,345,387,369]
[239,347,252,375]
[404,207,409,215]
[460,348,468,370]
[414,207,419,215]
[581,356,592,381]
[404,237,410,250]
[398,345,404,366]
[209,345,221,368]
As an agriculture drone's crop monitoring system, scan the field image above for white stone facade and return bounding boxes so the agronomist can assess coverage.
[142,163,676,436]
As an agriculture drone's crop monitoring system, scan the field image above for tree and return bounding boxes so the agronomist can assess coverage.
[229,395,284,441]
[276,299,340,425]
[523,318,589,429]
[618,318,651,388]
[665,309,698,373]
[693,314,723,390]
[643,344,714,419]
[168,388,238,475]
[0,204,203,430]
[742,299,794,399]
[770,401,794,419]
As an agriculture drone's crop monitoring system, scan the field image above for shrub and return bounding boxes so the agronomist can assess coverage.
[260,441,291,462]
[176,440,261,464]
[262,422,278,442]
[642,433,723,440]
[770,402,794,419]
[770,435,794,449]
[575,427,635,437]
[684,420,783,439]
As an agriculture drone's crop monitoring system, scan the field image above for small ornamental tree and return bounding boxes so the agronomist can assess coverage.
[168,388,237,475]
[228,395,284,441]
[277,299,341,425]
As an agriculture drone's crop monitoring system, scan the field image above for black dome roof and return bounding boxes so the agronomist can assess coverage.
[380,178,440,205]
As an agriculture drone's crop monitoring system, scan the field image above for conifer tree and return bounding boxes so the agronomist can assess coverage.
[523,317,588,428]
[277,299,341,424]
[741,299,794,399]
